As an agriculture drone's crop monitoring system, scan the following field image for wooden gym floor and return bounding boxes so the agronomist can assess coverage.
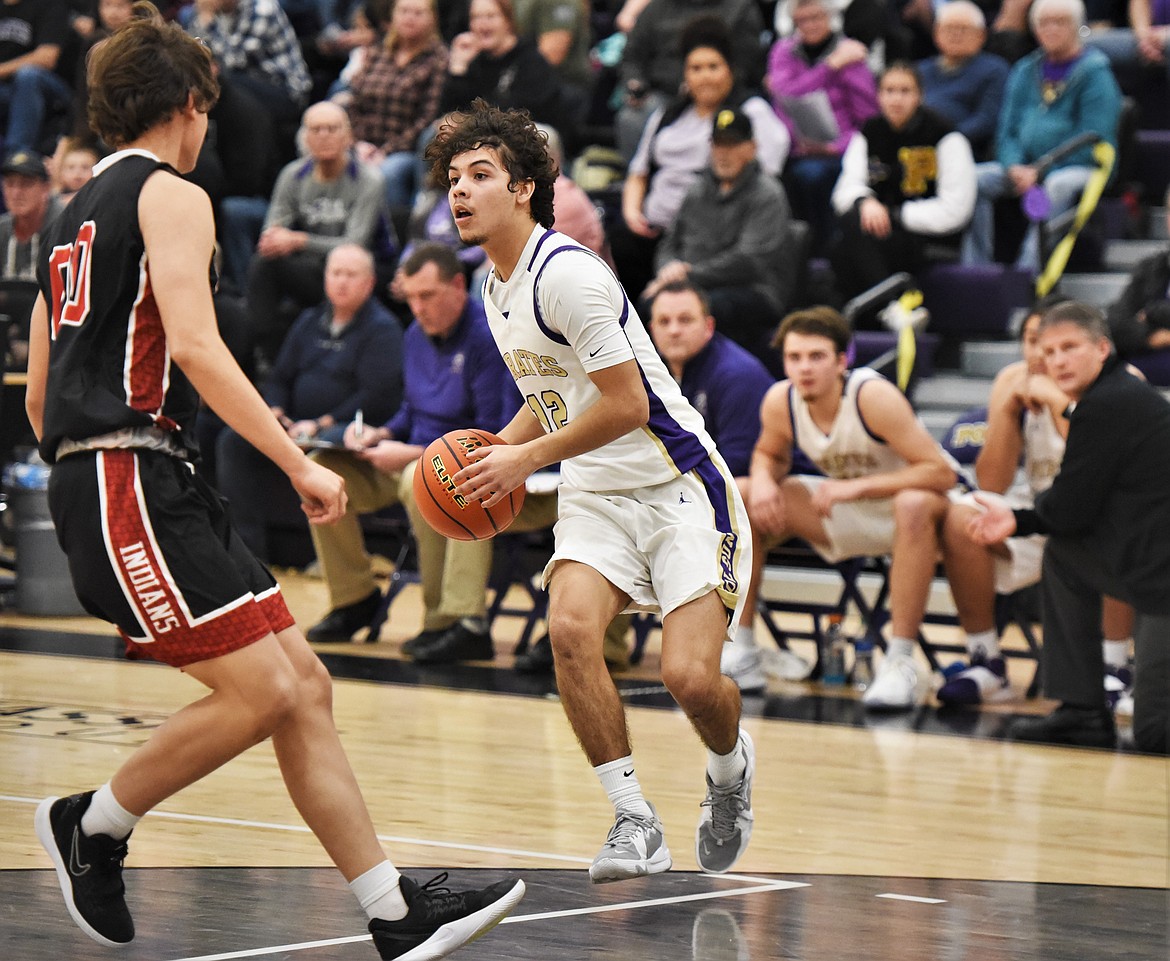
[1,569,1168,960]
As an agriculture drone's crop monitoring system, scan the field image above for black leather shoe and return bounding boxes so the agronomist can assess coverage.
[411,623,494,664]
[1008,704,1116,748]
[306,590,382,643]
[401,628,445,657]
[514,633,554,674]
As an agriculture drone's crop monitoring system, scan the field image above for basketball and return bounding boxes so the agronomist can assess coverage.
[413,429,526,541]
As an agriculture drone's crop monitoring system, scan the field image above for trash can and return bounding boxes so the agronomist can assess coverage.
[6,464,86,617]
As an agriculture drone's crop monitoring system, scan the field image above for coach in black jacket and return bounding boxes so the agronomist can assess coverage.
[969,301,1170,753]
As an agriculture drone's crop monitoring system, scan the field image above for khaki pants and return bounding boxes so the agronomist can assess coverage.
[309,451,559,632]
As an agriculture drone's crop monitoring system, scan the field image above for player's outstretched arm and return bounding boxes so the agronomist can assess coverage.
[140,172,346,524]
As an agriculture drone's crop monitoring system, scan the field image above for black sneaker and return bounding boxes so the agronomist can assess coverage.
[307,590,383,643]
[411,624,494,664]
[34,792,134,945]
[368,872,525,961]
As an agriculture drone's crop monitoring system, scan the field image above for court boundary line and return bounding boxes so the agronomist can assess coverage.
[3,793,785,881]
[165,879,806,961]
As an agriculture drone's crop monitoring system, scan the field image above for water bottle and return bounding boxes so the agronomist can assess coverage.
[821,615,848,686]
[852,639,875,692]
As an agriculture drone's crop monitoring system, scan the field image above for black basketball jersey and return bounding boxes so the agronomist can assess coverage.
[35,151,201,464]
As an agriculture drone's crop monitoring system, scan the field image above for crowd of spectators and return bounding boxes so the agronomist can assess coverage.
[3,0,1170,748]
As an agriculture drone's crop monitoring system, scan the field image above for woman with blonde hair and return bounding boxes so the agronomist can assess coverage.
[344,0,449,209]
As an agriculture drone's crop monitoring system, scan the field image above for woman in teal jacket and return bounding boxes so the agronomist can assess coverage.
[960,0,1121,272]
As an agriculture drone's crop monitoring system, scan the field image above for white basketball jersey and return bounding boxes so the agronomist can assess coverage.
[790,367,911,479]
[1022,406,1065,498]
[481,226,717,492]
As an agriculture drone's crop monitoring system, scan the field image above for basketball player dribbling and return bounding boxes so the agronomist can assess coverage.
[27,7,522,958]
[426,100,757,881]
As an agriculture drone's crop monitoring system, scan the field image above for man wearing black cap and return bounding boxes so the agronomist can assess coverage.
[0,148,62,367]
[0,149,61,281]
[642,105,793,362]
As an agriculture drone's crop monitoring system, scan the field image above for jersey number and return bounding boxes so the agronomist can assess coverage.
[525,390,569,432]
[47,220,96,338]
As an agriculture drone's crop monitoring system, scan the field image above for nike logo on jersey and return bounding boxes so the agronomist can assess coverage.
[588,346,603,358]
[69,827,91,877]
[622,769,634,777]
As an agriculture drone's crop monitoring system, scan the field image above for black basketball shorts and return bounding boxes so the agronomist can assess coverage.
[47,449,295,667]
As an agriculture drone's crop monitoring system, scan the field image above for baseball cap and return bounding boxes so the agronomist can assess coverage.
[712,108,753,145]
[1,149,48,180]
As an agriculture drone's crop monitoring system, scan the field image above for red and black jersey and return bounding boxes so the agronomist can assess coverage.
[35,150,201,465]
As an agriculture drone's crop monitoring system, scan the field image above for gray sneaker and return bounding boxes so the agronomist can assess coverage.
[695,730,755,874]
[588,803,672,883]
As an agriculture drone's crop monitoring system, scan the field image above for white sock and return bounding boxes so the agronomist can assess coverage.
[1103,638,1131,669]
[707,733,746,787]
[733,625,756,648]
[350,860,407,921]
[966,629,1000,661]
[886,636,916,660]
[80,783,139,840]
[595,756,652,818]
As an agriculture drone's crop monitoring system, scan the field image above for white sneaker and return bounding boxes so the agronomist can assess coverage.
[720,643,767,693]
[759,645,812,681]
[589,803,672,883]
[862,652,926,711]
[695,730,755,874]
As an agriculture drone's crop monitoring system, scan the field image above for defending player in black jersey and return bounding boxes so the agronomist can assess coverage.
[27,6,523,958]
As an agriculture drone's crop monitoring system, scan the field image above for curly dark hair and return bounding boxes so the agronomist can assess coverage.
[424,99,558,229]
[87,2,218,147]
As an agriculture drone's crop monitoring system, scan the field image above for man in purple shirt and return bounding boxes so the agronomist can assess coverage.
[305,242,514,658]
[647,280,799,692]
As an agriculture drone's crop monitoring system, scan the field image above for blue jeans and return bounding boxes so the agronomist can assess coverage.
[0,66,73,153]
[379,150,418,210]
[218,196,269,293]
[961,162,1091,272]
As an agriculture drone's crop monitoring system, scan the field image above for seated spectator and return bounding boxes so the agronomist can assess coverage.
[69,0,134,140]
[613,16,790,300]
[933,300,1136,708]
[439,0,575,146]
[0,148,61,368]
[215,243,404,561]
[918,0,1009,160]
[0,0,75,154]
[541,122,613,265]
[344,0,448,212]
[514,0,594,129]
[767,0,878,257]
[1106,194,1170,359]
[319,0,390,99]
[49,135,99,204]
[960,0,1121,273]
[830,62,976,307]
[305,242,512,652]
[647,281,802,689]
[615,0,766,160]
[220,101,387,363]
[644,106,793,358]
[967,302,1170,753]
[724,307,961,708]
[1086,0,1170,99]
[187,0,314,198]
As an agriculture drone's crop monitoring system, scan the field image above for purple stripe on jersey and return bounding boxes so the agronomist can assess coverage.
[692,456,741,597]
[530,243,618,346]
[637,361,711,476]
[853,373,888,445]
[527,227,558,272]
